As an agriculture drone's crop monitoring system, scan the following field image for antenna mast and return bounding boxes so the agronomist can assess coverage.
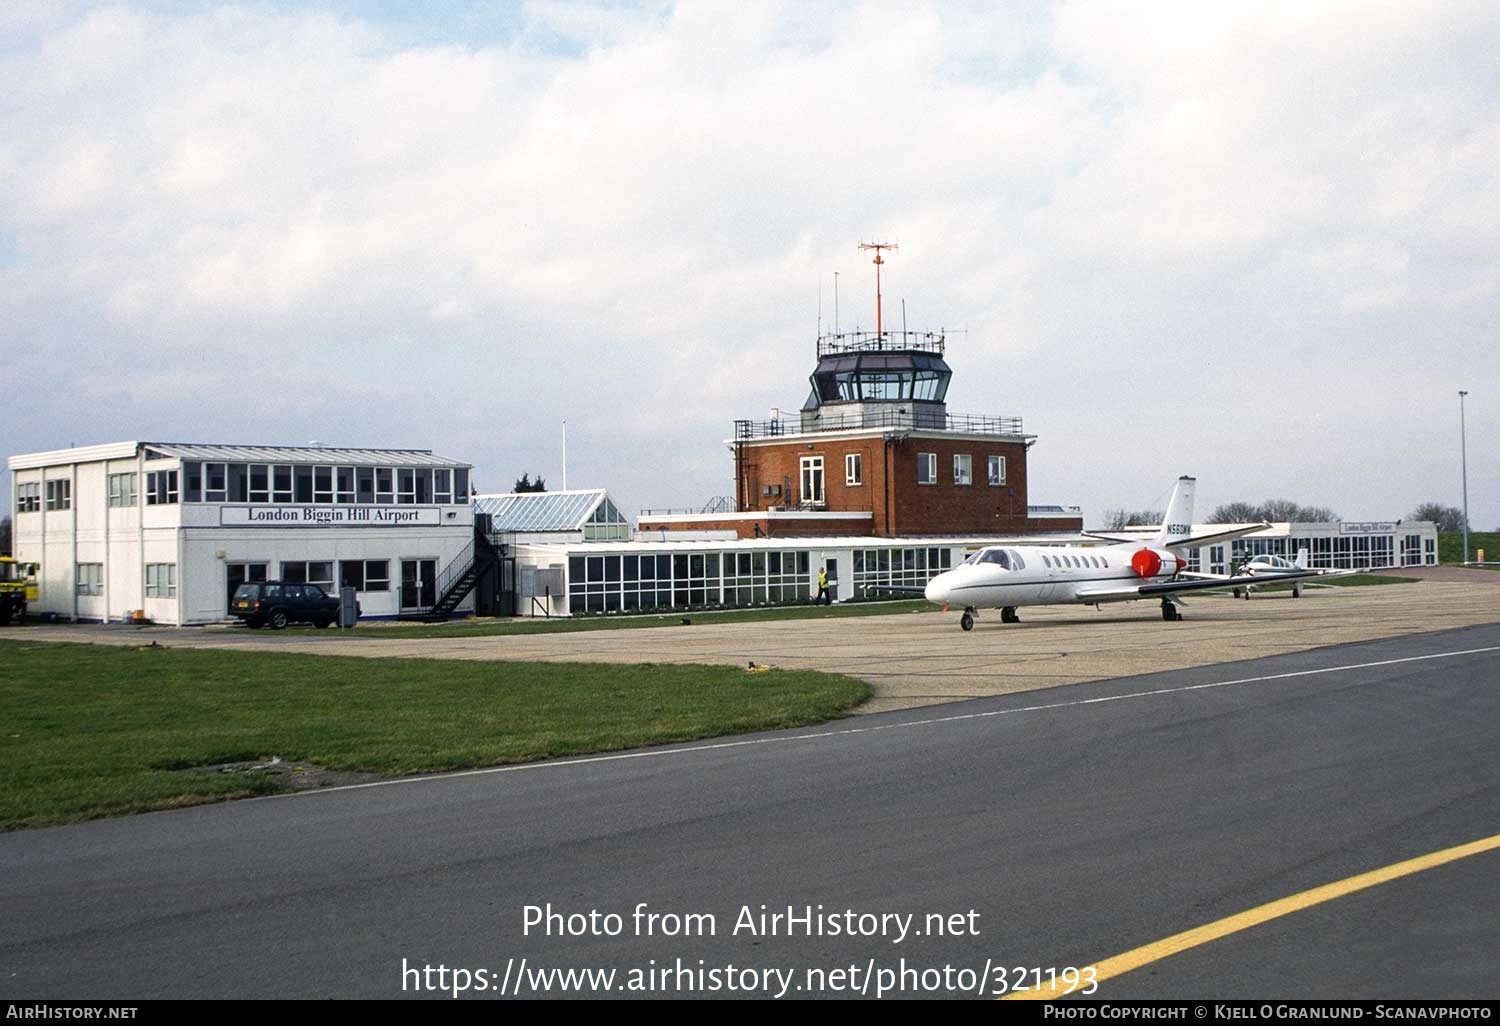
[858,241,898,337]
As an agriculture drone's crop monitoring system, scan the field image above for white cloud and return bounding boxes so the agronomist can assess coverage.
[1,1,1497,525]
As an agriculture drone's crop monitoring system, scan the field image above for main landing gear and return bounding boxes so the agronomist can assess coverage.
[1161,599,1182,622]
[960,606,1019,631]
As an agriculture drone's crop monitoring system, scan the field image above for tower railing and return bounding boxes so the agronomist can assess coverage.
[817,331,945,356]
[733,410,1024,440]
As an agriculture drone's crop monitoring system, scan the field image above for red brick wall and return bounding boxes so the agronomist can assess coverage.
[733,434,1068,536]
[638,516,870,540]
[891,438,1032,536]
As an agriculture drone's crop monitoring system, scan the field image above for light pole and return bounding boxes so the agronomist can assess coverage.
[1459,390,1469,565]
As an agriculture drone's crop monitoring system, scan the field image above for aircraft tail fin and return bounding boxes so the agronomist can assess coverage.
[1295,547,1309,569]
[1154,476,1196,546]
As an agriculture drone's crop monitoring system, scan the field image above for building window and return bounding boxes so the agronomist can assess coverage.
[16,482,41,513]
[454,468,470,504]
[145,563,177,598]
[182,462,202,502]
[44,479,71,510]
[107,473,137,507]
[145,471,179,505]
[953,454,972,486]
[987,455,1006,486]
[282,561,335,592]
[228,463,249,502]
[204,463,227,502]
[337,467,356,504]
[845,453,862,486]
[76,563,103,596]
[314,466,334,504]
[917,452,937,485]
[340,559,391,592]
[397,469,416,505]
[800,456,824,506]
[273,465,294,503]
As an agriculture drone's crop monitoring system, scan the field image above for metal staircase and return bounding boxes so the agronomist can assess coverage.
[404,522,505,622]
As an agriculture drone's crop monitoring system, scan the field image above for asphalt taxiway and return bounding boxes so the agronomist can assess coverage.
[3,624,1497,999]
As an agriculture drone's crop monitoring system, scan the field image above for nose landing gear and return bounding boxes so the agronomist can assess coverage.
[960,608,975,631]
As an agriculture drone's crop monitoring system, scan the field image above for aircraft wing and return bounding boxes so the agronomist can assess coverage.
[1163,523,1274,550]
[1081,523,1274,549]
[1080,531,1138,544]
[1075,570,1326,602]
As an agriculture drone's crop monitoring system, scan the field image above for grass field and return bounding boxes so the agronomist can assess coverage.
[1440,531,1500,566]
[0,641,869,830]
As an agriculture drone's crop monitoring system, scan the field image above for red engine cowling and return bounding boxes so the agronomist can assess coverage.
[1131,548,1163,578]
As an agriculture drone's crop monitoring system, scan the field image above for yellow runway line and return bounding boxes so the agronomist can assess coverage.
[1004,832,1500,1000]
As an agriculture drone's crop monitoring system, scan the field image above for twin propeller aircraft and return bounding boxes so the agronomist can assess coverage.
[922,476,1333,631]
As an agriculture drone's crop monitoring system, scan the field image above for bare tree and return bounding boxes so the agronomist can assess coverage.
[1102,509,1166,530]
[1209,500,1340,523]
[0,514,10,556]
[1408,503,1468,532]
[1208,501,1262,523]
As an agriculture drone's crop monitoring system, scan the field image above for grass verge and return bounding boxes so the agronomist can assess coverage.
[0,640,869,831]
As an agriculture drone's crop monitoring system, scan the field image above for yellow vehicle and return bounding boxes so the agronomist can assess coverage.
[0,556,39,625]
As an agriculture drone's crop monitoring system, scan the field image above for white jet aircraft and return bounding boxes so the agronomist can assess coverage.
[1186,548,1358,599]
[922,476,1323,630]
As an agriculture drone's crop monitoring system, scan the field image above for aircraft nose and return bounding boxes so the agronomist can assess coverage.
[924,574,949,605]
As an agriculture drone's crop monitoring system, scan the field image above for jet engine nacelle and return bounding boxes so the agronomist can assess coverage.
[1131,548,1183,579]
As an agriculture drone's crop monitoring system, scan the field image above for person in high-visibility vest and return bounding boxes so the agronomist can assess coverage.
[816,566,830,605]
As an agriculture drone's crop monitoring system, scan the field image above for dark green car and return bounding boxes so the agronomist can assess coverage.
[231,581,352,629]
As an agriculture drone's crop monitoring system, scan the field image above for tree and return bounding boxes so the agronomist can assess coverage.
[513,474,547,493]
[1101,509,1166,530]
[1208,501,1262,523]
[1408,503,1468,533]
[1208,500,1340,523]
[0,514,10,556]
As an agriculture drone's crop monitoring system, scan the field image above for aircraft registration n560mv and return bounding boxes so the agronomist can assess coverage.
[923,477,1319,630]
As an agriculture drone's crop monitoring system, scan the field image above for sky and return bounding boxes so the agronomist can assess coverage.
[2,1,1496,529]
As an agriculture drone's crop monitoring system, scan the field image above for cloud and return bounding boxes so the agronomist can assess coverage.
[1,1,1497,525]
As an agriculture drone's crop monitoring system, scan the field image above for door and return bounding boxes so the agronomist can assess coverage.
[401,559,437,611]
[225,562,268,614]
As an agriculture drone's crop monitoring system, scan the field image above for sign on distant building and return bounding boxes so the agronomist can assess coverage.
[219,506,441,527]
[1339,521,1399,535]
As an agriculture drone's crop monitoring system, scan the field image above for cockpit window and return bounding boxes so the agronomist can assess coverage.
[1007,550,1026,571]
[978,549,1012,570]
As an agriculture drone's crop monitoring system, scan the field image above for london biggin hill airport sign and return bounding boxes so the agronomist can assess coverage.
[219,506,442,527]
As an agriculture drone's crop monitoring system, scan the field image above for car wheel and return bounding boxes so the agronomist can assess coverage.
[314,619,332,629]
[270,610,289,630]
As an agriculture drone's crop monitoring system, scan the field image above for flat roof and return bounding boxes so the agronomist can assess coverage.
[9,441,469,471]
[519,532,1095,555]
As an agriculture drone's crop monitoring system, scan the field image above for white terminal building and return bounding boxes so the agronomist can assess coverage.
[7,441,480,625]
[7,441,1441,625]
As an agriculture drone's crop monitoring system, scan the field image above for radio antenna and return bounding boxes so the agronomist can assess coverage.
[858,241,898,337]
